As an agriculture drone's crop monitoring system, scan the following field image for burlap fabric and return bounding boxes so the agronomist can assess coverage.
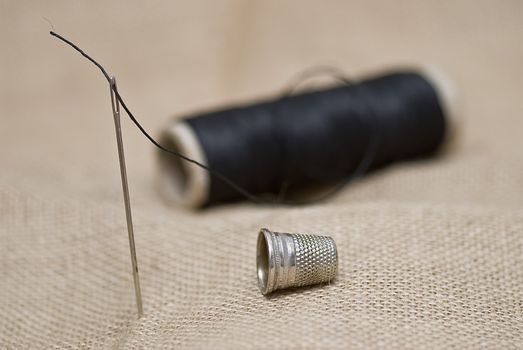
[1,1,522,349]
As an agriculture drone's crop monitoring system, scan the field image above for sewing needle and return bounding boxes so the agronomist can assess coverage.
[110,76,144,318]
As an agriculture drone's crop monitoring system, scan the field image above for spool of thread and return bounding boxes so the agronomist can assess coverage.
[158,68,457,208]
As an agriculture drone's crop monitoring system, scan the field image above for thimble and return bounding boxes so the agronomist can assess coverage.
[256,228,338,295]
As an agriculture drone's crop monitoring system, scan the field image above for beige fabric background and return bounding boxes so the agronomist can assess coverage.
[1,1,522,349]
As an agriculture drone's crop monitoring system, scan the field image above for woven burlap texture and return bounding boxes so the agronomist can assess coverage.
[1,1,522,349]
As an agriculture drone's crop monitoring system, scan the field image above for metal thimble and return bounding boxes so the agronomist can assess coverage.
[256,228,338,295]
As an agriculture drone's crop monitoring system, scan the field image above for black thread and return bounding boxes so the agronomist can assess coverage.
[50,31,446,207]
[181,72,444,206]
[50,31,270,204]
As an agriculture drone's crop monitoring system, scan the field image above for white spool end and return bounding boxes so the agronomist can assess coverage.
[157,121,210,208]
[420,66,461,143]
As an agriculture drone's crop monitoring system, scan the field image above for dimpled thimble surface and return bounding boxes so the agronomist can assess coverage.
[256,228,338,295]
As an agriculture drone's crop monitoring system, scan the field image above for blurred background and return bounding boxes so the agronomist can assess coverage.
[2,0,522,209]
